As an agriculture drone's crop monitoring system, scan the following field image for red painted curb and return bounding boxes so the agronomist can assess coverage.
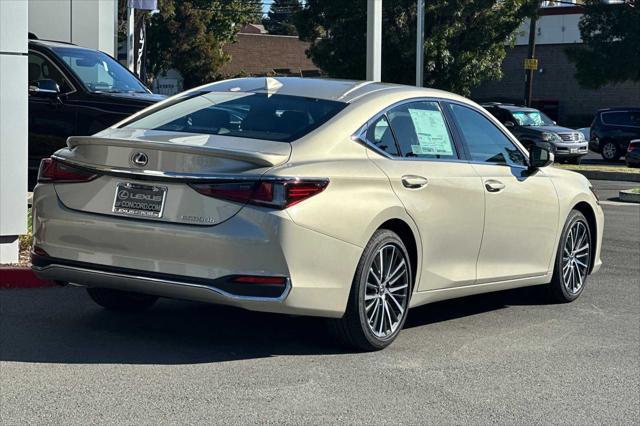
[0,267,57,289]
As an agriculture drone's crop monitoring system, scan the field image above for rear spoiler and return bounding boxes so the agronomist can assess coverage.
[66,136,288,167]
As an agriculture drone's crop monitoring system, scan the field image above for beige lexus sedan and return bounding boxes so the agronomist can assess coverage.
[32,77,603,350]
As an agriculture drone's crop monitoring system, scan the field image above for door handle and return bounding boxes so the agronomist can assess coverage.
[485,179,505,193]
[401,175,429,189]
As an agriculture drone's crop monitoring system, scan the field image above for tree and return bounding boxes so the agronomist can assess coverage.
[296,0,539,96]
[146,0,261,89]
[263,0,302,35]
[567,0,640,89]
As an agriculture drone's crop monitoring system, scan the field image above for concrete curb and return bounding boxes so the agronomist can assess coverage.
[567,169,640,183]
[0,267,56,289]
[619,190,640,203]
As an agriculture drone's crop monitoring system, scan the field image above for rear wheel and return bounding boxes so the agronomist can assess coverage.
[548,210,592,303]
[329,229,412,351]
[601,142,620,162]
[87,287,158,312]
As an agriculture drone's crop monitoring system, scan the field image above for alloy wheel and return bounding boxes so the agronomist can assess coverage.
[561,220,590,294]
[602,143,617,160]
[364,244,410,338]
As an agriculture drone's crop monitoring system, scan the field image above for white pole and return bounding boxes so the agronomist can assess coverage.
[127,4,135,71]
[366,0,382,81]
[416,0,425,87]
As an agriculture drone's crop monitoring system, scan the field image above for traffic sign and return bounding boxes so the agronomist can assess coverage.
[524,58,538,70]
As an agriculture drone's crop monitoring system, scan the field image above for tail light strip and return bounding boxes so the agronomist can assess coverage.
[38,157,328,210]
[189,178,329,210]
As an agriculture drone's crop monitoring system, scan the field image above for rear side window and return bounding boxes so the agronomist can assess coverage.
[447,103,527,167]
[123,92,347,142]
[601,111,636,127]
[387,101,457,159]
[366,115,399,156]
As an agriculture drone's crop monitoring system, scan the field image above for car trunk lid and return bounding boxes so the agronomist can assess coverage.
[51,129,291,226]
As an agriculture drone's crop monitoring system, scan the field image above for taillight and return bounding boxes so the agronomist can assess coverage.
[190,178,328,209]
[38,158,97,183]
[628,143,639,153]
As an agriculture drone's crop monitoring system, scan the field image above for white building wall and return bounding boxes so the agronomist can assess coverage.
[515,13,582,46]
[0,0,29,263]
[29,0,116,56]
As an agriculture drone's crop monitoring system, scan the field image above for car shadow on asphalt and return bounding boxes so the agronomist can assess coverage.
[0,284,549,364]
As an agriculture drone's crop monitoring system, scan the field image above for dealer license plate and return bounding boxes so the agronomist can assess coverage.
[113,182,167,218]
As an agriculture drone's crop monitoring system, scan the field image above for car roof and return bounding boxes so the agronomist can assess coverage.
[483,103,538,112]
[198,77,463,103]
[29,39,89,50]
[597,107,640,113]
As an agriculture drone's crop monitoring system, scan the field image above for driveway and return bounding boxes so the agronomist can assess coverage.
[1,181,638,425]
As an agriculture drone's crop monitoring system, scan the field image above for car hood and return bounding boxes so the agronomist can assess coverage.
[525,125,577,134]
[103,92,167,103]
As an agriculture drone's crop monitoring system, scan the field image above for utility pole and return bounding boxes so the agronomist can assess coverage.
[416,0,425,87]
[366,0,382,81]
[524,11,538,107]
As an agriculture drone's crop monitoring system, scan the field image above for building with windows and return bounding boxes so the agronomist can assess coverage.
[471,2,640,126]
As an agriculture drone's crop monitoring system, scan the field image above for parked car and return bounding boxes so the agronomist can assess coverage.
[31,78,603,351]
[28,35,165,186]
[589,107,640,162]
[483,103,588,164]
[626,139,640,168]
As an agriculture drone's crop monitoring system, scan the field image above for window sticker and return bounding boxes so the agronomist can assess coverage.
[407,108,454,156]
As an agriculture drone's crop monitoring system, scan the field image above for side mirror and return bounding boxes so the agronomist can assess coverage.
[29,79,60,98]
[504,121,515,128]
[528,144,554,171]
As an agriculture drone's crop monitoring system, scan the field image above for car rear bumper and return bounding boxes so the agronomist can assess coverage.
[31,184,362,318]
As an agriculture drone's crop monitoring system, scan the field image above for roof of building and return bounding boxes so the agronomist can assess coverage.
[219,33,319,78]
[239,23,267,34]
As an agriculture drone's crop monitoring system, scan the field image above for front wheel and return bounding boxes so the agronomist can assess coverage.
[87,287,158,312]
[548,210,592,303]
[329,229,412,351]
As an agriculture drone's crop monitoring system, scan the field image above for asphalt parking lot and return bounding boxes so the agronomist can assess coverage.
[1,180,638,425]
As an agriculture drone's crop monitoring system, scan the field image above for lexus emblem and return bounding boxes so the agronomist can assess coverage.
[131,152,149,167]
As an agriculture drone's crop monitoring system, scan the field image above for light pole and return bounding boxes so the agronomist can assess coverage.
[366,0,382,81]
[416,0,425,87]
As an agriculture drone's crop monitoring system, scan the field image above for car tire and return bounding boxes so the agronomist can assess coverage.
[329,229,412,351]
[86,287,158,312]
[601,142,621,162]
[548,210,592,303]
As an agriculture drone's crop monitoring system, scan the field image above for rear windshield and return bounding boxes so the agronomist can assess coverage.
[122,91,347,142]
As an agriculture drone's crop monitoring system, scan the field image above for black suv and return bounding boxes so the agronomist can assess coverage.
[589,107,640,162]
[28,36,165,185]
[483,103,588,164]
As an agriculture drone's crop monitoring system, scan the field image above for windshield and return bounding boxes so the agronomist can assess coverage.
[511,110,555,127]
[122,91,348,142]
[52,47,148,94]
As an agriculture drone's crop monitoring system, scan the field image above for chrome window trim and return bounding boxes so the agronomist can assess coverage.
[28,49,77,96]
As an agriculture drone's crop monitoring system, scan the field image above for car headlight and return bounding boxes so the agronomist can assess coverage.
[542,132,561,142]
[578,132,586,141]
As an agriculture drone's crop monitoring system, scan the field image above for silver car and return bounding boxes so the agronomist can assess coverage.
[32,78,603,350]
